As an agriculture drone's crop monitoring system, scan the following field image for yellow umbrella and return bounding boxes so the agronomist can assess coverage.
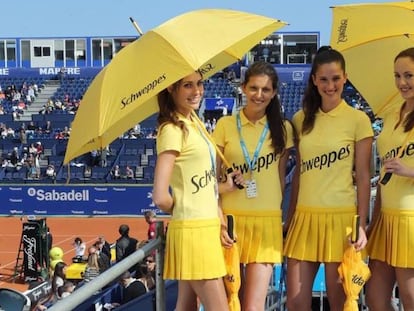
[63,9,287,164]
[223,214,241,311]
[330,1,414,117]
[338,245,371,311]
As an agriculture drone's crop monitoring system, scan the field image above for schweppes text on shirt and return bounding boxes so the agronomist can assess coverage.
[381,142,414,163]
[301,144,351,174]
[191,168,216,194]
[120,73,167,109]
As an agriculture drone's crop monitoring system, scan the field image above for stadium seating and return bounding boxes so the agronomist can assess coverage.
[0,70,373,184]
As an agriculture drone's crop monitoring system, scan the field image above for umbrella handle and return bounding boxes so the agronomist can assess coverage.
[190,111,231,168]
[226,167,244,189]
[227,215,235,240]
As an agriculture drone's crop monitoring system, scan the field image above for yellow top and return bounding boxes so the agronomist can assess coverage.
[212,110,294,216]
[293,100,373,208]
[156,115,219,220]
[377,106,414,210]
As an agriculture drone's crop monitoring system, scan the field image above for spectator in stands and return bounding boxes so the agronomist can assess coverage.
[58,280,75,299]
[42,120,53,135]
[152,71,228,310]
[52,261,67,298]
[115,224,138,265]
[99,146,109,167]
[135,259,155,291]
[124,165,134,179]
[212,61,293,311]
[29,143,38,157]
[45,164,56,180]
[27,161,39,179]
[283,47,373,311]
[35,141,44,156]
[92,240,111,272]
[97,236,112,262]
[111,165,121,179]
[9,147,20,165]
[83,252,101,284]
[143,255,156,283]
[90,149,99,167]
[58,67,66,81]
[19,128,27,145]
[83,166,92,179]
[109,270,149,308]
[34,261,68,310]
[144,210,156,240]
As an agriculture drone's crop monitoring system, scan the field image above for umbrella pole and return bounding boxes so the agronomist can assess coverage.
[191,111,231,168]
[129,17,143,36]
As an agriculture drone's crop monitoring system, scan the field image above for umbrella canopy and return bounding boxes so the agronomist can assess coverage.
[338,245,371,311]
[330,1,414,117]
[64,9,287,164]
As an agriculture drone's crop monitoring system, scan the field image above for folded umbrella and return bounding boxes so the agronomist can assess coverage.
[338,245,371,311]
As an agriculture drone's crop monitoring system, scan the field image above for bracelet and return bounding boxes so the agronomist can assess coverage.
[220,224,228,231]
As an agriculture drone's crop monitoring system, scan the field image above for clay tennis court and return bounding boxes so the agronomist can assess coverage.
[0,216,169,293]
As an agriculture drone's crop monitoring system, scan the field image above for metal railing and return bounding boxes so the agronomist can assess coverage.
[49,221,165,311]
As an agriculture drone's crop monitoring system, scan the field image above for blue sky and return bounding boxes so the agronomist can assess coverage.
[0,0,387,45]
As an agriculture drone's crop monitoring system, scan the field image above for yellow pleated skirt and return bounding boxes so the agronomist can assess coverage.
[284,206,355,262]
[163,217,226,280]
[233,210,283,264]
[367,207,414,268]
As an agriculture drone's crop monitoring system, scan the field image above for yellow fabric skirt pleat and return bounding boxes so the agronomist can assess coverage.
[367,208,414,268]
[284,206,355,262]
[163,217,226,280]
[233,210,283,264]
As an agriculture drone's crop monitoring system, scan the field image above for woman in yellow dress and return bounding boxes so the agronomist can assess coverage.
[152,71,228,311]
[213,61,294,310]
[366,47,414,311]
[283,46,373,311]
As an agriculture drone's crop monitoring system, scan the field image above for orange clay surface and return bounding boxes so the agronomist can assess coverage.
[0,216,169,293]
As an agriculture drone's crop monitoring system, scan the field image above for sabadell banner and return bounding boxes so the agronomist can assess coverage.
[0,185,166,216]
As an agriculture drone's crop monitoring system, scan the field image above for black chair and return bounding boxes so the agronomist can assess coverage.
[0,288,31,311]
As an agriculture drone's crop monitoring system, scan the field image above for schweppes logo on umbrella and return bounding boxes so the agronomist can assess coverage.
[336,19,348,44]
[120,73,167,109]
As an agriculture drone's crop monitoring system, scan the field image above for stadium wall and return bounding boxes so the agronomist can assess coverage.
[0,184,165,217]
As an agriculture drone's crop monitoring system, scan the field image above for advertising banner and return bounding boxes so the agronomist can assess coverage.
[0,185,165,216]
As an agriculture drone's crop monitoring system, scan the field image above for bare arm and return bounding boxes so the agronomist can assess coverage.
[215,145,236,247]
[354,136,373,251]
[366,185,381,239]
[383,157,414,178]
[283,148,300,234]
[278,149,290,195]
[152,151,177,214]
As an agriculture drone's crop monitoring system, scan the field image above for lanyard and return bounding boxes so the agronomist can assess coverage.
[195,122,216,176]
[236,112,269,174]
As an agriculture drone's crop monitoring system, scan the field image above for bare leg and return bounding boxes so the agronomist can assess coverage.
[242,262,273,311]
[324,262,345,311]
[396,267,414,311]
[365,259,395,311]
[286,258,319,311]
[191,278,229,311]
[175,281,198,311]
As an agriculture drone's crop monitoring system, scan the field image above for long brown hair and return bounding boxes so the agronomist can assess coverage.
[395,47,414,132]
[243,61,287,154]
[301,46,346,134]
[156,71,203,136]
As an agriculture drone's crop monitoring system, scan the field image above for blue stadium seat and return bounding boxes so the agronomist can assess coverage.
[0,288,31,311]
